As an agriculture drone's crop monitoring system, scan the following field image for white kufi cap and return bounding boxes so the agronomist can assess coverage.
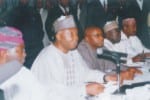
[53,15,76,33]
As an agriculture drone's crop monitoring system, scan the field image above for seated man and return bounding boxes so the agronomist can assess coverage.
[78,26,140,81]
[121,17,150,59]
[31,15,119,100]
[103,21,145,64]
[0,26,50,100]
[78,26,116,73]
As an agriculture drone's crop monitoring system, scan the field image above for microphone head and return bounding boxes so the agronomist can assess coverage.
[97,49,127,64]
[103,49,127,57]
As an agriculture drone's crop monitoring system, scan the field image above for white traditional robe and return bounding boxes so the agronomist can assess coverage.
[31,44,105,100]
[121,31,150,57]
[104,38,134,64]
[104,32,150,64]
[0,61,49,100]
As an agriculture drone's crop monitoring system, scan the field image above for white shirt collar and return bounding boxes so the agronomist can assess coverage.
[136,0,143,10]
[121,31,128,40]
[99,0,107,6]
[59,4,69,14]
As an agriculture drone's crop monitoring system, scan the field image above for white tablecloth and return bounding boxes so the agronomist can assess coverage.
[88,62,150,100]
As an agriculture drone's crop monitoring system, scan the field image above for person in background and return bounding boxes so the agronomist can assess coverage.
[31,15,119,100]
[121,17,150,59]
[3,0,44,69]
[45,0,75,41]
[73,0,88,41]
[87,0,118,28]
[0,26,51,100]
[116,0,131,28]
[127,0,150,49]
[36,0,52,47]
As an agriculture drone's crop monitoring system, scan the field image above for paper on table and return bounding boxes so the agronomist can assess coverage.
[122,62,144,68]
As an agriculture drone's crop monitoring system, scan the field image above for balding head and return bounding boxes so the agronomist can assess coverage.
[84,26,104,50]
[122,18,137,37]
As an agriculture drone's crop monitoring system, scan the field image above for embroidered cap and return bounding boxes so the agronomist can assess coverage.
[0,26,24,51]
[53,15,76,33]
[103,21,119,33]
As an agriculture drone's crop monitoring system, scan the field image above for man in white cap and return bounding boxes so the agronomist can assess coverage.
[121,17,150,58]
[103,21,129,56]
[0,26,50,100]
[31,15,119,100]
[103,20,148,64]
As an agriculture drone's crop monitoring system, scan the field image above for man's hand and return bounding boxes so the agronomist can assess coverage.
[120,70,134,80]
[86,82,105,96]
[104,74,124,84]
[127,67,143,75]
[132,54,144,62]
[120,68,142,80]
[144,53,150,58]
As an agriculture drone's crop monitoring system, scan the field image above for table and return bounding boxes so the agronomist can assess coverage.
[87,61,150,100]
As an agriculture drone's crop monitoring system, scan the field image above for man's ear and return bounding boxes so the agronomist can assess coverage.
[56,31,62,41]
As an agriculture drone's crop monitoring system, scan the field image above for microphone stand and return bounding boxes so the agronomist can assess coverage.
[114,58,121,94]
[113,56,124,95]
[97,49,127,94]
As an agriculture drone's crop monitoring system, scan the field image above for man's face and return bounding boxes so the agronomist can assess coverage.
[36,0,43,9]
[0,0,4,6]
[15,44,26,64]
[46,0,53,9]
[20,0,29,5]
[78,0,85,4]
[7,44,26,64]
[105,28,121,44]
[59,0,69,7]
[86,28,104,49]
[57,28,78,51]
[123,21,137,36]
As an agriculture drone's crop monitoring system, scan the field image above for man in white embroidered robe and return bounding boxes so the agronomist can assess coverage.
[31,15,118,100]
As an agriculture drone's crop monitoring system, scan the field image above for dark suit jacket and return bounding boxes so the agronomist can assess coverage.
[4,5,44,68]
[45,4,75,41]
[73,3,88,41]
[117,0,131,28]
[87,0,118,28]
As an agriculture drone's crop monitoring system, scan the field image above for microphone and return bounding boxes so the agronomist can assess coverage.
[97,49,127,63]
[97,49,128,93]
